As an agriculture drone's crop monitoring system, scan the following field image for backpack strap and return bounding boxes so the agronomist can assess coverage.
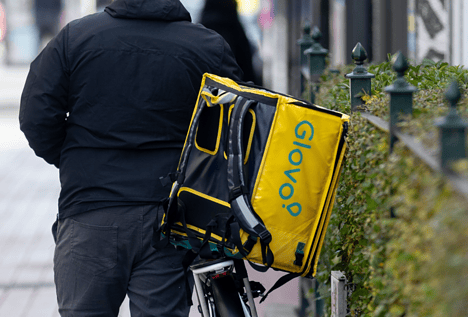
[259,273,301,303]
[227,97,274,268]
[229,221,271,273]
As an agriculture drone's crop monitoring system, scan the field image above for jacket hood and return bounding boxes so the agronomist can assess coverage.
[105,0,191,22]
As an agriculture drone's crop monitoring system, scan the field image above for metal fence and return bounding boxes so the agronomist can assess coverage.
[296,24,468,317]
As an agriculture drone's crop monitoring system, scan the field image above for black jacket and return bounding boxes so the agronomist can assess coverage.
[20,0,243,219]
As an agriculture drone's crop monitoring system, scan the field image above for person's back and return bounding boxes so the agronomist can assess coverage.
[22,0,242,219]
[20,0,242,316]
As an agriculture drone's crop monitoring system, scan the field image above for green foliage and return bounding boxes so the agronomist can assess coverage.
[374,143,468,317]
[312,60,468,316]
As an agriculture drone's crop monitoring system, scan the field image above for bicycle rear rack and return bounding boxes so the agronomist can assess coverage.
[191,259,259,317]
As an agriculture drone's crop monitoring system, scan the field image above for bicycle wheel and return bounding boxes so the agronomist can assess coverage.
[211,274,247,317]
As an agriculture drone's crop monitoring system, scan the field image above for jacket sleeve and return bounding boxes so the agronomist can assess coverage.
[218,39,244,82]
[19,25,70,168]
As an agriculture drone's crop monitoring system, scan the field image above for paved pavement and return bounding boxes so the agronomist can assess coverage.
[0,64,299,317]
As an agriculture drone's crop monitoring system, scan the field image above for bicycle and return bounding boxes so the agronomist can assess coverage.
[191,257,265,317]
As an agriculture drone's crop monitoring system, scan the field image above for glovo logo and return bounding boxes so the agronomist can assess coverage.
[279,120,314,217]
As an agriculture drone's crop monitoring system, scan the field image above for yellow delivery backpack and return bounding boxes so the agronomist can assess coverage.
[155,73,349,282]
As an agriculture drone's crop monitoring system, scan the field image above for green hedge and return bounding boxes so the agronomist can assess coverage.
[313,59,468,317]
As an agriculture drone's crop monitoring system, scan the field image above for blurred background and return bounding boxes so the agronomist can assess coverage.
[0,0,264,75]
[0,0,466,95]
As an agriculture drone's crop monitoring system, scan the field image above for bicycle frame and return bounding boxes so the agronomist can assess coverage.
[191,259,259,317]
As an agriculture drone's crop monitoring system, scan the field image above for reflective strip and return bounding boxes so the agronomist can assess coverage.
[170,181,179,197]
[235,196,259,229]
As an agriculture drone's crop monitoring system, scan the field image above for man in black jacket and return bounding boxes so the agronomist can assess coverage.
[19,0,243,316]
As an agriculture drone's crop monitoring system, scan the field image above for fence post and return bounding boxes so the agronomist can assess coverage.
[297,24,314,96]
[312,278,324,317]
[297,278,312,317]
[297,277,324,317]
[384,52,417,153]
[331,271,347,317]
[345,42,375,113]
[435,81,468,170]
[304,26,328,104]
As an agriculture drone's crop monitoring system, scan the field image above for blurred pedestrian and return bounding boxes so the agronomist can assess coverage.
[200,0,260,84]
[34,0,62,51]
[19,0,242,316]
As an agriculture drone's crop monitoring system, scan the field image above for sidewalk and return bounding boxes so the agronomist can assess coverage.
[0,65,300,317]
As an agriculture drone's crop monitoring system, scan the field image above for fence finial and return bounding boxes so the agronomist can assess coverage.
[303,23,311,36]
[385,52,417,152]
[304,26,328,103]
[311,26,322,44]
[297,23,314,97]
[345,42,375,112]
[304,26,328,76]
[435,81,467,170]
[446,80,462,106]
[297,23,313,66]
[351,42,367,67]
[392,52,410,87]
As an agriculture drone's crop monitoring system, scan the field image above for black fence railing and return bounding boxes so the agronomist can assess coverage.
[299,25,468,195]
[296,25,468,317]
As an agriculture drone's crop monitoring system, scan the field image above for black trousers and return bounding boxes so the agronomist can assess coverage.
[52,204,192,317]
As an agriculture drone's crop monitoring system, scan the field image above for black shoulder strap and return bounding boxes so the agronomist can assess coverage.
[226,96,274,268]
